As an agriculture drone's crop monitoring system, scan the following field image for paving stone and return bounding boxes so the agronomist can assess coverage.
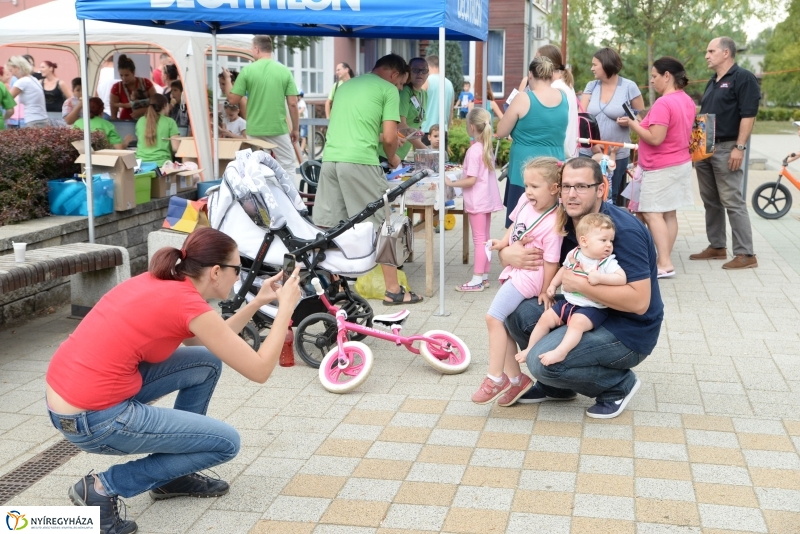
[381,503,448,531]
[573,494,635,520]
[468,447,525,469]
[262,496,331,522]
[579,455,634,476]
[697,503,768,532]
[694,483,759,508]
[528,435,581,454]
[441,507,509,533]
[451,485,514,510]
[742,450,800,469]
[337,477,402,502]
[634,498,701,527]
[523,451,579,472]
[576,473,634,497]
[460,466,519,489]
[406,462,466,484]
[634,442,689,461]
[365,441,422,461]
[635,478,696,502]
[754,487,800,512]
[506,512,570,534]
[393,482,457,507]
[518,470,576,492]
[319,499,389,527]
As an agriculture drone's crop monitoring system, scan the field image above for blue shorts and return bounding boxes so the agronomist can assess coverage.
[299,125,308,138]
[552,300,609,329]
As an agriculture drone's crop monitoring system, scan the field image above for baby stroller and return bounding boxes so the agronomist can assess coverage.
[208,150,428,367]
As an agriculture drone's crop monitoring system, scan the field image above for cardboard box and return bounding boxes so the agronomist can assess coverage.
[174,137,277,176]
[151,168,204,198]
[73,142,137,211]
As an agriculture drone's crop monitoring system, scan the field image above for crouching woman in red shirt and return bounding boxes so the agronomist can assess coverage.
[45,228,301,534]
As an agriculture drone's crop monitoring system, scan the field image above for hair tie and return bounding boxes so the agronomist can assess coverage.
[180,249,187,260]
[556,160,564,168]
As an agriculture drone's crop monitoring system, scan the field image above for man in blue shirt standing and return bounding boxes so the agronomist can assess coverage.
[500,158,664,419]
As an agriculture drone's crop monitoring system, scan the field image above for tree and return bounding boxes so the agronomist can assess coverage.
[748,27,773,54]
[547,0,599,93]
[272,36,322,53]
[424,41,464,95]
[596,0,758,105]
[762,0,800,106]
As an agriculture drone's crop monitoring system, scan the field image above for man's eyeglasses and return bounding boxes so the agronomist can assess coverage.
[411,68,429,75]
[204,263,242,275]
[559,183,601,194]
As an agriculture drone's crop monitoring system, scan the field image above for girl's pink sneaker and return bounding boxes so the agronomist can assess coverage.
[471,374,511,404]
[456,282,484,292]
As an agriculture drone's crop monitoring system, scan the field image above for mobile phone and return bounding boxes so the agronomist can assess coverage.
[282,253,296,284]
[622,102,637,121]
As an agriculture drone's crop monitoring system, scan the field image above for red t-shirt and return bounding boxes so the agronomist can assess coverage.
[46,273,212,410]
[110,77,154,120]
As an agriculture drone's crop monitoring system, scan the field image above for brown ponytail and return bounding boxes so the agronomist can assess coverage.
[149,227,238,281]
[144,93,168,147]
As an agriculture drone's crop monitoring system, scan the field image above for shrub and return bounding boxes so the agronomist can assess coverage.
[0,127,111,226]
[446,119,511,167]
[756,107,800,121]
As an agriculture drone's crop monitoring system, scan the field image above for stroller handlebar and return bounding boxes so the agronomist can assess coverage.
[293,169,430,255]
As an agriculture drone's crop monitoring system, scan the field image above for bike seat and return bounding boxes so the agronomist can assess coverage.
[372,309,410,326]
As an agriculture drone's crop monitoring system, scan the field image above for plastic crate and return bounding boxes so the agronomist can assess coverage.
[135,171,155,205]
[48,176,114,217]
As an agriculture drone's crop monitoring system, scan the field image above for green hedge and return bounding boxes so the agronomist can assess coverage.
[447,119,511,167]
[0,127,111,226]
[756,108,800,121]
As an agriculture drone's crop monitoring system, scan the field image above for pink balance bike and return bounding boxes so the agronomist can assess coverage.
[309,279,471,393]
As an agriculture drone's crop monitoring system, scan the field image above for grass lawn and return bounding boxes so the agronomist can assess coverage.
[753,121,798,135]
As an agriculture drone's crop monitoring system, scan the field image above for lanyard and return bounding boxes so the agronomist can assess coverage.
[518,203,557,241]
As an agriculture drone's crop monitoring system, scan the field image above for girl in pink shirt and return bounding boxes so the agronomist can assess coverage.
[470,157,564,406]
[618,56,696,277]
[445,107,504,291]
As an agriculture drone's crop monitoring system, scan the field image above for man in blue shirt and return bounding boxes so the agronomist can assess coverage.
[500,158,663,419]
[456,81,474,119]
[421,55,454,152]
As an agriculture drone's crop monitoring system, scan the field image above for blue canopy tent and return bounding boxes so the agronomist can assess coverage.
[75,0,488,313]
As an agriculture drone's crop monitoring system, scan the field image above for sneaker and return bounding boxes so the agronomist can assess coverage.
[722,254,758,270]
[69,474,138,534]
[471,374,511,404]
[689,247,727,260]
[455,281,484,292]
[517,382,578,404]
[586,378,641,419]
[149,472,230,500]
[482,280,490,289]
[497,374,534,407]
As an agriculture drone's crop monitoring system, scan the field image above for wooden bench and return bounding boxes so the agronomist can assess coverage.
[0,243,130,320]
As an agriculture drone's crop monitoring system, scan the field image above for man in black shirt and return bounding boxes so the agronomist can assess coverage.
[690,37,760,269]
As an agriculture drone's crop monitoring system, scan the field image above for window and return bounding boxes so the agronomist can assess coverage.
[487,30,505,97]
[206,54,252,92]
[458,41,470,77]
[298,40,324,95]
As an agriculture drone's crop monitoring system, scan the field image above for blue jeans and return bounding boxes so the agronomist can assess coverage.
[505,298,646,403]
[610,157,629,205]
[47,347,240,498]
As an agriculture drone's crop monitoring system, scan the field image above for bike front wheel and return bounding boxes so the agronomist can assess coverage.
[419,330,471,374]
[752,182,792,219]
[318,341,374,393]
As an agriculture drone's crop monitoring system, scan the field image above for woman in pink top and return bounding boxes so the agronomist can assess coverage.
[445,107,504,291]
[618,57,696,278]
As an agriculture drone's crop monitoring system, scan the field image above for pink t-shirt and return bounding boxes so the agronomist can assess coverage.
[461,141,504,214]
[637,90,696,170]
[499,196,563,298]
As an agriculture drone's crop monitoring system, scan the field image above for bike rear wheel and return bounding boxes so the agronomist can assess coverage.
[419,330,471,374]
[752,182,792,219]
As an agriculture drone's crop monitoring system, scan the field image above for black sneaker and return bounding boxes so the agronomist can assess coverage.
[586,378,641,419]
[149,472,230,500]
[517,382,577,404]
[68,474,138,534]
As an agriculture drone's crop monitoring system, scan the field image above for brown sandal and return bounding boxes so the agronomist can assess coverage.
[383,287,423,306]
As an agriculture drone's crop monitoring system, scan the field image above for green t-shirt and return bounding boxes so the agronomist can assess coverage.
[135,115,180,166]
[231,58,298,137]
[0,83,16,131]
[74,116,122,146]
[324,73,400,166]
[379,85,427,161]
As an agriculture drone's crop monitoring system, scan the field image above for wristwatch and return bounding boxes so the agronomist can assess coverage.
[735,144,746,151]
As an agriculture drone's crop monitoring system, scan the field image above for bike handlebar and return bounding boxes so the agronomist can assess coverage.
[577,138,639,150]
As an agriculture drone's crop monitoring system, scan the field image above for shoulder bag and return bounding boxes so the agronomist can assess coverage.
[690,113,716,162]
[375,192,413,268]
[577,90,601,148]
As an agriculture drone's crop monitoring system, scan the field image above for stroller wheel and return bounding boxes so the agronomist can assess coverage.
[225,316,261,351]
[331,293,373,341]
[295,313,338,368]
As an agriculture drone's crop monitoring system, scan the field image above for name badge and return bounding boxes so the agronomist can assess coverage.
[411,96,420,108]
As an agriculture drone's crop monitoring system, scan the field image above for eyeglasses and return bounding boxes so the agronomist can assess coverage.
[411,68,429,75]
[559,183,600,194]
[203,263,241,275]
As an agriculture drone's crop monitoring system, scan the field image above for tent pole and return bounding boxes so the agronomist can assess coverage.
[436,26,448,316]
[79,19,95,243]
[212,26,220,179]
[481,40,488,111]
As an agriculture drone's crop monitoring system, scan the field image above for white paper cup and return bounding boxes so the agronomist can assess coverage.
[13,242,27,263]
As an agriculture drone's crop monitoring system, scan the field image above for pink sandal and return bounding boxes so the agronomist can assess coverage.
[455,281,484,292]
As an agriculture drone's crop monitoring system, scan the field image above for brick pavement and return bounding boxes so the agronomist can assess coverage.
[2,200,800,534]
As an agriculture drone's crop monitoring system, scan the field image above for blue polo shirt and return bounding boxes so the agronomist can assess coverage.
[561,203,664,354]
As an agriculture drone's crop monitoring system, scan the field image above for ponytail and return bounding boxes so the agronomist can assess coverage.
[144,93,168,147]
[466,107,494,170]
[149,227,238,281]
[536,44,573,88]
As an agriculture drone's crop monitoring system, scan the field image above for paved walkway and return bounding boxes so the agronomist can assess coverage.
[3,139,800,533]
